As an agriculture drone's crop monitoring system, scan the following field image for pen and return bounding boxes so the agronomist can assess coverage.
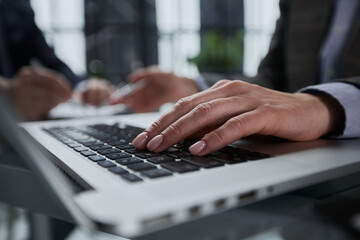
[110,80,148,99]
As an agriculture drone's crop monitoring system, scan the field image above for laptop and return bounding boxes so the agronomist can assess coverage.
[2,90,360,238]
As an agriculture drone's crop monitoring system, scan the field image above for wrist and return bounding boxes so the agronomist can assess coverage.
[300,92,345,137]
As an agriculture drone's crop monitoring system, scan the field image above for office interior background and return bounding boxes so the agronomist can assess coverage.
[30,0,279,84]
[1,0,279,239]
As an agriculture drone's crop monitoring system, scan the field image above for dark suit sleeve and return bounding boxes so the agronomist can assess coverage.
[336,77,360,89]
[252,0,289,90]
[26,11,82,86]
[300,78,360,138]
[1,1,82,86]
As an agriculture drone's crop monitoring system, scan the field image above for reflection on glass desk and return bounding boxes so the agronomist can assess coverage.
[2,184,360,240]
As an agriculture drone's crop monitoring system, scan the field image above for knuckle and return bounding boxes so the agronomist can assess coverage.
[167,123,183,136]
[218,79,231,85]
[174,96,192,111]
[149,119,163,133]
[259,103,274,113]
[208,130,225,145]
[213,79,230,88]
[193,102,213,119]
[231,80,248,91]
[227,117,247,132]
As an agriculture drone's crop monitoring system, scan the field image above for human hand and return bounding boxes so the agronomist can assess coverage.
[109,66,199,112]
[132,80,344,155]
[79,78,113,106]
[10,67,72,121]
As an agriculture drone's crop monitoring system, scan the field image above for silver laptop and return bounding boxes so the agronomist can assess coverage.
[2,91,360,238]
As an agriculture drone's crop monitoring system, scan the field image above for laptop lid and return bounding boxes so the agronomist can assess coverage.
[0,90,95,232]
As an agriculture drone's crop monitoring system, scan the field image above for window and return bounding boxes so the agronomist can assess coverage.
[30,0,86,76]
[31,0,279,82]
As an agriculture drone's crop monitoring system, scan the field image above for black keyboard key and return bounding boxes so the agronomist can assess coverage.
[83,142,104,147]
[127,163,156,171]
[166,147,179,153]
[88,155,106,162]
[74,138,92,143]
[161,161,199,173]
[125,148,137,154]
[220,146,250,154]
[62,139,74,144]
[80,150,96,157]
[107,139,128,146]
[121,174,143,182]
[89,144,111,151]
[115,144,134,150]
[74,146,88,152]
[211,153,247,164]
[106,152,131,160]
[81,141,102,147]
[182,156,223,168]
[67,143,81,148]
[115,157,143,165]
[141,168,172,178]
[135,152,161,159]
[98,148,121,155]
[173,140,196,149]
[108,166,128,175]
[244,152,271,160]
[167,150,192,158]
[98,160,116,168]
[147,156,175,164]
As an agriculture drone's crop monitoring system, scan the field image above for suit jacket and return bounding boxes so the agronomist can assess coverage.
[0,0,81,85]
[204,0,360,91]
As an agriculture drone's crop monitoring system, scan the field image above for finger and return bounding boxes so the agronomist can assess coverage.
[189,109,268,156]
[133,80,252,149]
[143,96,257,152]
[125,87,165,112]
[13,84,67,105]
[95,89,110,105]
[16,66,36,78]
[208,79,232,89]
[19,71,72,99]
[29,67,72,95]
[109,85,153,110]
[128,66,158,83]
[82,90,99,106]
[15,93,63,118]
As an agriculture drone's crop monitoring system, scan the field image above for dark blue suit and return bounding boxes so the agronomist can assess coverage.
[0,0,81,86]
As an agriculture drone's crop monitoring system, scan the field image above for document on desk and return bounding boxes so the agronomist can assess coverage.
[49,100,128,119]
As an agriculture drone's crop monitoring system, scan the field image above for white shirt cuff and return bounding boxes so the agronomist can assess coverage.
[300,82,360,138]
[194,75,210,91]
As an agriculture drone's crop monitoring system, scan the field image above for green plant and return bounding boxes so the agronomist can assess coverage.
[188,29,244,72]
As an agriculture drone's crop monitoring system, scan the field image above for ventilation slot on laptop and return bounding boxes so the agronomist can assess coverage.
[237,190,256,204]
[142,213,173,229]
[54,164,90,193]
[214,198,227,210]
[188,205,201,217]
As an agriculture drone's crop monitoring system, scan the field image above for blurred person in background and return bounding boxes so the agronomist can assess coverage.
[0,0,114,121]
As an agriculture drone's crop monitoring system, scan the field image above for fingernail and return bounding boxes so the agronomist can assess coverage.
[147,135,163,151]
[189,140,206,155]
[132,132,148,148]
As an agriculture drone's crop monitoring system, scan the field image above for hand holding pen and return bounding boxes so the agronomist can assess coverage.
[109,66,198,113]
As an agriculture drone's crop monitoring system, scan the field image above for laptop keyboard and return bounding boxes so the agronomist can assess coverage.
[44,123,270,183]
